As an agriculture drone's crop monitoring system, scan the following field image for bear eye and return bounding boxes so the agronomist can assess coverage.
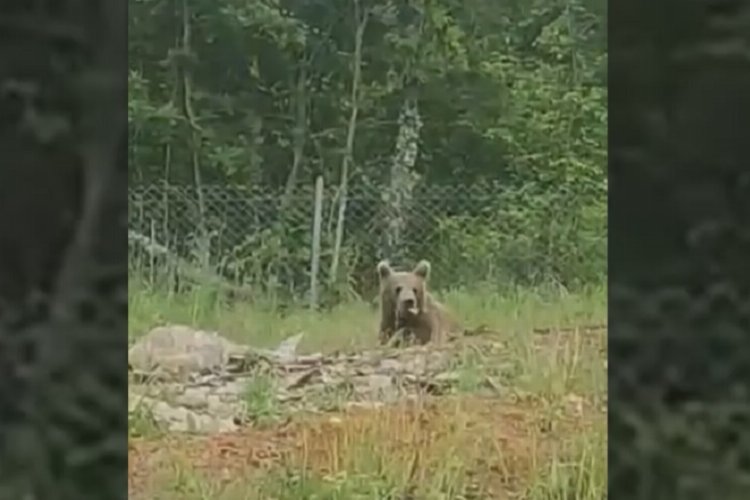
[395,286,402,294]
[413,288,418,295]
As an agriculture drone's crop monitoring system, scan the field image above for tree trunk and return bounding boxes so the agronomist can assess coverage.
[383,96,422,265]
[282,61,308,210]
[176,0,209,266]
[330,0,368,283]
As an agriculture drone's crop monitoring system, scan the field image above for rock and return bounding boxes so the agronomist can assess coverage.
[366,374,394,390]
[214,379,248,397]
[174,387,215,409]
[284,367,322,390]
[350,374,398,402]
[433,371,461,383]
[129,326,306,381]
[404,354,428,374]
[128,331,532,436]
[141,400,239,434]
[345,401,385,411]
[271,332,305,363]
[128,325,246,378]
[353,365,375,376]
[378,359,406,373]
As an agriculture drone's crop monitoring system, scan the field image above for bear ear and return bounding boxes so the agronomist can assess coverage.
[413,260,431,279]
[377,260,392,280]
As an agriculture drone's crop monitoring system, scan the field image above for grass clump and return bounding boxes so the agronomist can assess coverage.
[127,276,607,500]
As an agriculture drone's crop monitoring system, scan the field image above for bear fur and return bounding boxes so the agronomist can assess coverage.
[376,259,460,346]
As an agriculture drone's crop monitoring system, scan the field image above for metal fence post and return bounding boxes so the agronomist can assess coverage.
[310,176,324,309]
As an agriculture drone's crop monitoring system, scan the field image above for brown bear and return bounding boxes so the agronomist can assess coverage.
[376,259,460,346]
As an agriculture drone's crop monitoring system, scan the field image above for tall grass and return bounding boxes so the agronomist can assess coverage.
[129,273,605,353]
[128,268,607,500]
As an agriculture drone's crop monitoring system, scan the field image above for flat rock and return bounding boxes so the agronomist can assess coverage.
[128,325,246,376]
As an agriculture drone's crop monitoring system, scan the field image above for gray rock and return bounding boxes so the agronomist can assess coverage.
[128,325,246,377]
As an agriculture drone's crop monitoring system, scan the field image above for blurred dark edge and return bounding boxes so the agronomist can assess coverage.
[610,0,750,498]
[0,2,128,500]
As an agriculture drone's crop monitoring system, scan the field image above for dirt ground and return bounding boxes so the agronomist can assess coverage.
[128,325,607,499]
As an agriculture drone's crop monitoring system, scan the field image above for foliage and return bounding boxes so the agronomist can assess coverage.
[128,0,607,295]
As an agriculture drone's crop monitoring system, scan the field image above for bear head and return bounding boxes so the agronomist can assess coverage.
[376,259,431,321]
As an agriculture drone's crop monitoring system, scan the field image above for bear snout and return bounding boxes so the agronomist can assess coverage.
[398,297,420,317]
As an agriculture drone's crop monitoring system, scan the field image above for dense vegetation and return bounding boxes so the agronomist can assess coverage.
[128,4,608,495]
[128,0,607,302]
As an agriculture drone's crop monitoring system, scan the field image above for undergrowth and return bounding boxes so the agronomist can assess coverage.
[128,275,607,499]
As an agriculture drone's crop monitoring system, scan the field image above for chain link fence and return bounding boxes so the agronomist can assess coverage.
[128,181,603,304]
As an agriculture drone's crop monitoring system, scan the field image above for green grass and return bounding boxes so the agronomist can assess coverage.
[241,373,283,426]
[128,275,607,500]
[128,278,606,354]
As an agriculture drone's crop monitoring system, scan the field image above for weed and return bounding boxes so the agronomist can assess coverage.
[242,373,283,426]
[128,403,163,439]
[128,278,607,500]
